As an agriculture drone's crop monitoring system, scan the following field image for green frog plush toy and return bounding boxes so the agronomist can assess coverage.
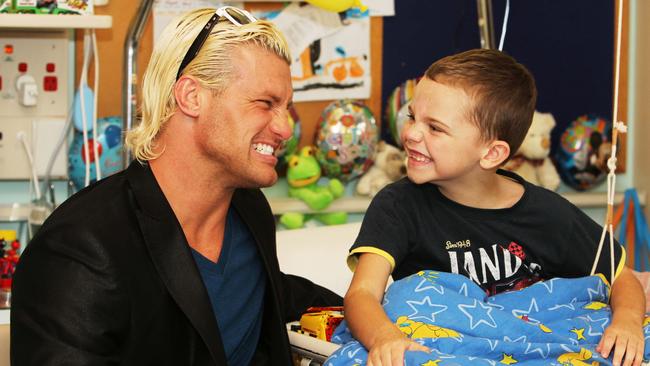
[279,146,348,229]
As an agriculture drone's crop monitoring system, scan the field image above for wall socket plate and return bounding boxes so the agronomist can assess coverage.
[0,30,70,180]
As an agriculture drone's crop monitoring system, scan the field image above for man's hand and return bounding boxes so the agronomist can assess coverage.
[597,314,645,366]
[367,331,430,366]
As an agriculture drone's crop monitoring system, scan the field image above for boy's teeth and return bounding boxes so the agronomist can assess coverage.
[409,153,431,162]
[253,143,274,156]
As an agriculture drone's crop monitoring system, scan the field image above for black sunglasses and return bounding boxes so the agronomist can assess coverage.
[176,6,257,80]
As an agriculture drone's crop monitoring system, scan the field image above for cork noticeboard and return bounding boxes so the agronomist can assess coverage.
[80,1,383,151]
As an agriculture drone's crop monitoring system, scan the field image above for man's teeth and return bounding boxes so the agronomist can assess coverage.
[253,143,274,156]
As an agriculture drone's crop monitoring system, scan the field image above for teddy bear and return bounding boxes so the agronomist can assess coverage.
[356,141,406,197]
[504,111,561,191]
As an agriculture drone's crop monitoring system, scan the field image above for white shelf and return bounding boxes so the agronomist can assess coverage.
[1,192,645,220]
[0,309,8,325]
[0,203,31,222]
[267,191,646,214]
[0,14,112,29]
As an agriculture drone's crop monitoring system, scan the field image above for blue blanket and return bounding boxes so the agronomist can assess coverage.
[326,271,650,366]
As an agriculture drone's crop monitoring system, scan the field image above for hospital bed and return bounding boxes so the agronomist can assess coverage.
[277,222,361,364]
[276,223,650,366]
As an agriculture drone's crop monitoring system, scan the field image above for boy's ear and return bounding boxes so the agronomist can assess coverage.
[174,76,201,118]
[480,140,511,170]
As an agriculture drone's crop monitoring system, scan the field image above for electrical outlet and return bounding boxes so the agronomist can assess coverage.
[0,30,70,180]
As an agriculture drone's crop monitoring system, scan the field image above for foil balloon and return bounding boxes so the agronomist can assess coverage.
[384,78,418,146]
[314,100,378,182]
[69,116,123,190]
[306,0,364,13]
[276,106,302,173]
[555,115,612,191]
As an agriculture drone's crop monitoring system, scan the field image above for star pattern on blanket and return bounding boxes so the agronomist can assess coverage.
[420,360,441,366]
[327,272,650,366]
[549,297,578,311]
[458,299,497,330]
[524,342,551,359]
[571,327,587,341]
[511,298,540,324]
[414,277,446,295]
[406,296,448,323]
[499,353,518,365]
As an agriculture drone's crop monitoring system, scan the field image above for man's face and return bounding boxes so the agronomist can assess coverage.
[195,44,293,188]
[401,78,488,186]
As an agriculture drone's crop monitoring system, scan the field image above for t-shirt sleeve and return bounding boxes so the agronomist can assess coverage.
[347,186,413,273]
[564,205,625,284]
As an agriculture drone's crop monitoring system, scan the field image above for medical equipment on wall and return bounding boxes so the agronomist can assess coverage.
[0,4,112,240]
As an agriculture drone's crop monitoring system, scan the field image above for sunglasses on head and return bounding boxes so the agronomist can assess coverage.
[176,6,257,80]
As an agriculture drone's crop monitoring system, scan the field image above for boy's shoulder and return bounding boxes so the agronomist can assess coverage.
[376,177,435,199]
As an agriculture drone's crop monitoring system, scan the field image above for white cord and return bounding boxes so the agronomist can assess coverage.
[590,0,625,286]
[17,132,41,200]
[498,0,510,51]
[42,106,74,201]
[91,30,101,181]
[80,30,92,187]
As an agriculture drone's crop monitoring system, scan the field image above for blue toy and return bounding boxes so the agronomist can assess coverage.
[68,116,123,190]
[555,115,612,191]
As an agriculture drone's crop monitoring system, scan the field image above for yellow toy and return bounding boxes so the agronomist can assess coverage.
[306,0,366,13]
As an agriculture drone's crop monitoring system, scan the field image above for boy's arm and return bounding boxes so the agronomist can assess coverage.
[597,266,646,366]
[344,253,429,366]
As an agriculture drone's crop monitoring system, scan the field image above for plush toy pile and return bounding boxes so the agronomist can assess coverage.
[504,111,561,191]
[279,146,347,229]
[356,141,406,197]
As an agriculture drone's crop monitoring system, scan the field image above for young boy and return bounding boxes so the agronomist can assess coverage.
[344,49,645,366]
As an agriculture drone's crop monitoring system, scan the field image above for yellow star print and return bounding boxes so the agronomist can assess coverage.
[421,360,442,366]
[571,327,586,341]
[500,353,518,365]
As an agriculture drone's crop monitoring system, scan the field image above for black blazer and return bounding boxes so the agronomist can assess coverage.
[11,162,341,365]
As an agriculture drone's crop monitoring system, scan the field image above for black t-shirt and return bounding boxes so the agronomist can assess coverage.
[348,170,624,295]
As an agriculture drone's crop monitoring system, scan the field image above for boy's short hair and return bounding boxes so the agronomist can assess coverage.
[425,49,537,160]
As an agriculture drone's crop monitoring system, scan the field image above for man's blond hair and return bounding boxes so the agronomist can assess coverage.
[125,8,291,162]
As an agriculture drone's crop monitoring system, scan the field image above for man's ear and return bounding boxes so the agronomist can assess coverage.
[479,140,511,170]
[174,76,201,118]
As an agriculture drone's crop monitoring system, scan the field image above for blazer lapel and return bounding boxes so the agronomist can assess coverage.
[125,162,226,364]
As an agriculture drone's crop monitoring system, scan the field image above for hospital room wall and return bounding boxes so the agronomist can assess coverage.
[631,0,650,208]
[1,0,648,234]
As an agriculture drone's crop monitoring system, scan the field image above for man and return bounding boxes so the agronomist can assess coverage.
[11,7,341,365]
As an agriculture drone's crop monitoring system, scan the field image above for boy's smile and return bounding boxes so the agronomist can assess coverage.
[401,78,488,187]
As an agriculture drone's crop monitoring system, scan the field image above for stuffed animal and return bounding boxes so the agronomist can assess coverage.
[504,111,561,191]
[356,141,406,197]
[279,146,348,230]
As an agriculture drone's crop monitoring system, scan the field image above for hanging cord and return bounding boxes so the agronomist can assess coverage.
[79,30,92,187]
[91,30,101,181]
[590,0,627,287]
[497,0,510,51]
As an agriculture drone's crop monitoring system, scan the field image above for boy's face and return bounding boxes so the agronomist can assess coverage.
[401,78,489,185]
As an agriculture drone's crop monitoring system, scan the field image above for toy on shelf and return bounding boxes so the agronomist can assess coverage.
[306,0,366,13]
[279,146,347,230]
[2,0,93,15]
[291,306,344,342]
[314,100,378,182]
[384,78,419,147]
[356,141,406,197]
[275,106,301,175]
[555,115,612,191]
[503,111,561,191]
[0,230,21,308]
[69,116,123,190]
